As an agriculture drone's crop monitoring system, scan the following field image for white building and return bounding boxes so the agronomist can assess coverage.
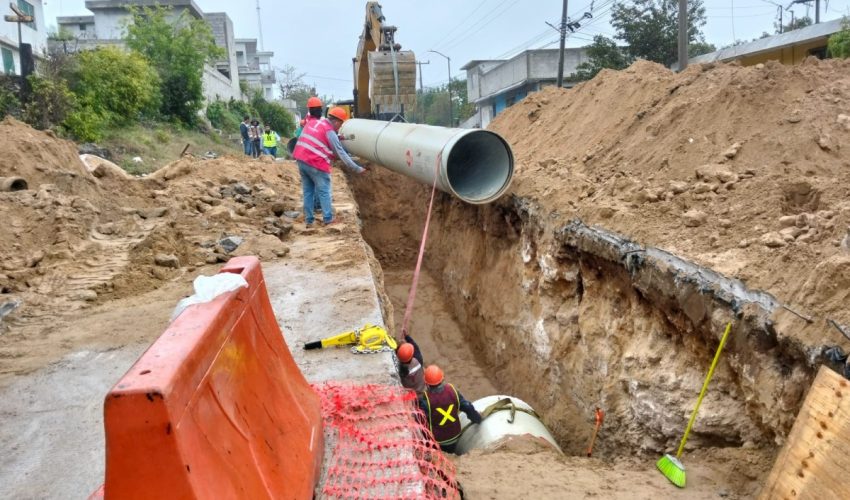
[462,48,588,128]
[235,38,276,100]
[52,0,252,102]
[0,0,48,75]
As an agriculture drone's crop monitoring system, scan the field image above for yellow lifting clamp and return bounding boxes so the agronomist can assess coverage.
[303,324,397,354]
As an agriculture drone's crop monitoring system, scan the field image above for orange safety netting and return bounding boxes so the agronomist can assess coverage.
[313,382,462,500]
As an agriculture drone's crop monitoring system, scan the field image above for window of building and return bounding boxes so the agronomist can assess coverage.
[809,46,827,60]
[17,0,35,30]
[79,24,87,31]
[2,47,15,75]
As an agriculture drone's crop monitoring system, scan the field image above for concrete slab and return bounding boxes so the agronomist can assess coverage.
[265,230,398,386]
[0,344,149,499]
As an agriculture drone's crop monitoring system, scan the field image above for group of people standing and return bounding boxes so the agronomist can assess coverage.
[396,335,483,455]
[240,117,281,158]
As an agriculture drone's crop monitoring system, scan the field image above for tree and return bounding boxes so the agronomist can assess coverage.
[570,35,631,81]
[278,64,308,99]
[125,6,223,124]
[828,18,850,58]
[250,91,296,137]
[71,47,160,126]
[689,41,715,57]
[611,0,708,67]
[410,79,474,125]
[780,16,813,33]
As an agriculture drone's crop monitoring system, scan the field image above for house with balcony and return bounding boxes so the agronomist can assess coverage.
[235,38,275,100]
[1,0,48,75]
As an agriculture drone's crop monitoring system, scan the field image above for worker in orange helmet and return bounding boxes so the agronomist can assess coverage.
[292,105,369,227]
[418,365,482,454]
[397,342,425,394]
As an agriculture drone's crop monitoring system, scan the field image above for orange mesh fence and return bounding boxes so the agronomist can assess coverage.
[314,382,462,500]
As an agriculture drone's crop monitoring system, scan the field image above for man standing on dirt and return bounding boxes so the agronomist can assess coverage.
[419,365,482,454]
[240,116,251,156]
[262,124,280,157]
[292,106,368,227]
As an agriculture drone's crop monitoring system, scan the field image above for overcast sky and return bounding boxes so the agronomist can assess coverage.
[44,0,850,99]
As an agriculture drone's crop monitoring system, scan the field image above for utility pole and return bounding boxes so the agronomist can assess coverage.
[428,50,452,127]
[416,60,430,94]
[556,0,568,87]
[677,0,688,71]
[415,60,429,122]
[256,0,264,51]
[815,0,820,23]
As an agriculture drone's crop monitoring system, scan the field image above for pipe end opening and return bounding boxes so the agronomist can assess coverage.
[446,131,513,204]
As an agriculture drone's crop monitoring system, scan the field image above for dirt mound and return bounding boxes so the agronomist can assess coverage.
[489,57,850,330]
[0,118,311,375]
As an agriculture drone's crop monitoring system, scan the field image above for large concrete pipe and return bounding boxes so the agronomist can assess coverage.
[0,177,28,192]
[339,119,514,204]
[457,395,562,455]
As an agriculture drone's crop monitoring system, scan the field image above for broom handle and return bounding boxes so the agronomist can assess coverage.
[675,322,732,458]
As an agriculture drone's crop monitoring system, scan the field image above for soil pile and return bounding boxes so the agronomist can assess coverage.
[0,117,313,374]
[489,58,850,332]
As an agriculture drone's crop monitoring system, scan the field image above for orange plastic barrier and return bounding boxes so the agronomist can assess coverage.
[94,256,323,499]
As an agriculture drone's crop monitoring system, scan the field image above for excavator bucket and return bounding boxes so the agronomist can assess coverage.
[368,50,417,118]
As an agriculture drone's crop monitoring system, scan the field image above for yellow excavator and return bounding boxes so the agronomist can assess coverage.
[349,2,416,120]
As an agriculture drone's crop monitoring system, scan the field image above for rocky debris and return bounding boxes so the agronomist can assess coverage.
[723,142,742,159]
[232,182,251,195]
[78,143,111,159]
[817,135,834,152]
[71,197,99,213]
[219,236,244,254]
[283,210,301,219]
[718,218,733,229]
[271,203,287,217]
[692,182,715,194]
[778,215,797,227]
[682,210,708,227]
[208,187,222,199]
[138,207,168,219]
[154,253,180,268]
[74,289,98,302]
[761,232,787,248]
[841,228,850,252]
[838,114,850,131]
[25,251,44,268]
[786,110,802,123]
[668,180,688,194]
[273,247,290,258]
[256,187,277,201]
[779,226,804,242]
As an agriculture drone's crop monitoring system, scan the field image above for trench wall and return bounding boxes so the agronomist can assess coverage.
[350,168,820,457]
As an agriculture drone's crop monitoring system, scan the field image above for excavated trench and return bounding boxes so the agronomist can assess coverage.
[349,167,816,461]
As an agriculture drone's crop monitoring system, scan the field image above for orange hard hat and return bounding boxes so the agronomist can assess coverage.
[327,106,348,122]
[424,365,444,386]
[307,96,322,108]
[397,343,414,363]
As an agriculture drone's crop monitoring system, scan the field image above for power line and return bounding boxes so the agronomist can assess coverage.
[429,0,492,49]
[440,0,522,51]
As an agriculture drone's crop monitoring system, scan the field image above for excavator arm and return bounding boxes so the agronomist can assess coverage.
[352,2,416,119]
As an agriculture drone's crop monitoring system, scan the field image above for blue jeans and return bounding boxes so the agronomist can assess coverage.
[264,146,277,157]
[242,138,251,155]
[297,161,333,224]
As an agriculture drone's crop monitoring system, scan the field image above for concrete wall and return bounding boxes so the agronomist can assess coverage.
[528,48,588,80]
[0,0,48,74]
[57,16,96,40]
[203,65,241,102]
[204,12,240,96]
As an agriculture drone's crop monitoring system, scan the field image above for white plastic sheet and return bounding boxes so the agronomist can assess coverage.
[170,273,249,321]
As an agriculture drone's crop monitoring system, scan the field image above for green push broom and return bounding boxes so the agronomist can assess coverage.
[657,322,733,488]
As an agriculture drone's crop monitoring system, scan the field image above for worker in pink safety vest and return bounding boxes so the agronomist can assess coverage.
[292,106,368,227]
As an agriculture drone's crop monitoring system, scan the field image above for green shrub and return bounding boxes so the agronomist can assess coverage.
[206,100,241,131]
[828,18,850,59]
[251,94,295,137]
[63,109,108,142]
[71,47,161,125]
[23,74,77,132]
[0,78,20,118]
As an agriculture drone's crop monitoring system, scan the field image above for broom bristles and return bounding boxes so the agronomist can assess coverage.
[656,453,686,488]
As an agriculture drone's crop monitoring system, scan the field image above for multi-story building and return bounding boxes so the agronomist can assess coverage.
[0,0,48,75]
[462,48,588,128]
[52,0,275,103]
[235,38,276,100]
